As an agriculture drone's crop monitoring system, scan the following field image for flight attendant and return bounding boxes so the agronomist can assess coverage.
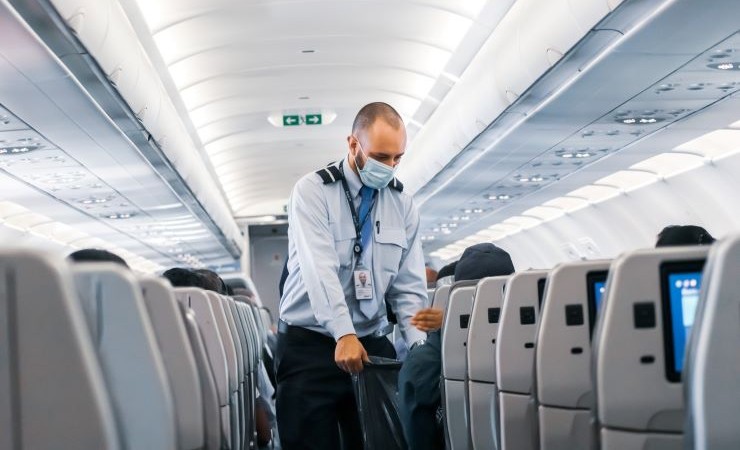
[277,102,428,449]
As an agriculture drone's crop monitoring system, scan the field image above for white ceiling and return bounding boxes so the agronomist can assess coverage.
[125,0,492,217]
[0,0,244,271]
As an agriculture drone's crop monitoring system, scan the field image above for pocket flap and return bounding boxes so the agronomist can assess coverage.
[376,227,407,249]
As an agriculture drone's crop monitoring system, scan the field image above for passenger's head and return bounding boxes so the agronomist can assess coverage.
[162,268,208,289]
[655,225,715,247]
[194,269,227,294]
[454,243,515,281]
[68,248,129,268]
[348,102,406,175]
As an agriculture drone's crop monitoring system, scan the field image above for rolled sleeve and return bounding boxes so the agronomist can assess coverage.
[386,198,428,346]
[289,177,355,340]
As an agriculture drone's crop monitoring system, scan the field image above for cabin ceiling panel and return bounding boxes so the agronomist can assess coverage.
[124,0,491,217]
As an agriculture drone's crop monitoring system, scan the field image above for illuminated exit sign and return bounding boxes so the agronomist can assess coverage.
[281,114,322,127]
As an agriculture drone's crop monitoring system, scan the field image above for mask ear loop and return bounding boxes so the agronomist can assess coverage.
[353,136,367,170]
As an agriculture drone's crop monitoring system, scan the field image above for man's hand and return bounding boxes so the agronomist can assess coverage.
[411,308,444,332]
[335,334,369,374]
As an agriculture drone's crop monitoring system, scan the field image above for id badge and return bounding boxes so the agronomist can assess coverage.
[353,267,373,300]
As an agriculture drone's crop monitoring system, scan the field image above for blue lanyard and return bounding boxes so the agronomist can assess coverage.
[338,161,376,260]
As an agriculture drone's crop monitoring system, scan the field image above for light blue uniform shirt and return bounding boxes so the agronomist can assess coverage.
[280,157,427,347]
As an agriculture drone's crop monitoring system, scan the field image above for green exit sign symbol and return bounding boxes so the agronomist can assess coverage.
[305,114,322,125]
[283,115,300,126]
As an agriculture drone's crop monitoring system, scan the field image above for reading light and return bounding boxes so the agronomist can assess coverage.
[105,212,136,219]
[707,62,739,70]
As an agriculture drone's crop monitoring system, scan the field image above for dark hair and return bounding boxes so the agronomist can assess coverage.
[162,268,208,289]
[194,269,227,294]
[656,225,715,247]
[454,243,515,281]
[68,248,129,268]
[352,102,403,135]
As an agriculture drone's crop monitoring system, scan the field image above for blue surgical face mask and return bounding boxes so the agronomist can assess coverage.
[354,140,396,189]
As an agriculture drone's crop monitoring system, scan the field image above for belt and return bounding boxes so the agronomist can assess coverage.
[278,320,394,339]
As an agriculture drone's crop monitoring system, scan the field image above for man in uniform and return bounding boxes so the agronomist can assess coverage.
[277,102,428,449]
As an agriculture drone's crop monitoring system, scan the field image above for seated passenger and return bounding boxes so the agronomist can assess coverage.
[398,243,515,450]
[68,248,129,268]
[163,266,277,445]
[655,225,715,247]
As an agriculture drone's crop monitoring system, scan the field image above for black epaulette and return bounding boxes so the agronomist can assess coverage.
[315,163,404,192]
[315,165,343,184]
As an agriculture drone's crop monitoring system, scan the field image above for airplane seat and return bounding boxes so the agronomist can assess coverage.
[180,301,222,450]
[235,298,262,447]
[226,297,254,450]
[427,287,436,307]
[176,288,232,449]
[496,270,548,450]
[593,246,709,450]
[684,235,740,450]
[0,250,120,450]
[219,294,247,450]
[441,280,479,450]
[535,259,611,450]
[467,276,509,450]
[205,291,242,450]
[73,264,177,450]
[139,276,205,450]
[431,284,452,312]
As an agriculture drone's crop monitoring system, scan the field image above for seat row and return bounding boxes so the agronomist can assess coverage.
[437,234,740,450]
[0,250,271,450]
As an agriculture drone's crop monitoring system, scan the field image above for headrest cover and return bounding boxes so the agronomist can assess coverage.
[454,243,515,281]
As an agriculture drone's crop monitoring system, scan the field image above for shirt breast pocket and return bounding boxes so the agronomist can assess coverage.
[375,226,408,271]
[330,221,356,269]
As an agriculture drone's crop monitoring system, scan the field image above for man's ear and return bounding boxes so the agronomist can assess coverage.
[347,135,358,155]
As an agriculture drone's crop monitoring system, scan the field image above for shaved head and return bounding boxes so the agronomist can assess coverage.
[351,102,404,136]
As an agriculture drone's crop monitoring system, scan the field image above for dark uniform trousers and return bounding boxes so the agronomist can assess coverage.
[276,323,396,450]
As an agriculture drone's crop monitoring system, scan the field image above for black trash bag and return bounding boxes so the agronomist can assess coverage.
[352,356,408,450]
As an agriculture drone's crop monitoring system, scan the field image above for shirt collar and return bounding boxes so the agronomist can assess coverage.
[341,156,363,198]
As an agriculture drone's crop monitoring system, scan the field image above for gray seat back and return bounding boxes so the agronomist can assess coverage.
[467,276,509,450]
[442,281,479,380]
[468,276,509,383]
[536,260,611,409]
[206,291,239,393]
[685,235,740,450]
[139,276,204,450]
[73,264,176,450]
[441,280,479,450]
[496,270,548,450]
[176,288,231,448]
[431,284,452,315]
[535,259,610,450]
[498,270,549,394]
[594,246,708,449]
[0,250,119,450]
[180,302,221,450]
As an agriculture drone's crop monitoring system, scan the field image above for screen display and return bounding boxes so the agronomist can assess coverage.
[593,281,606,311]
[667,271,702,374]
[660,260,705,383]
[586,271,608,338]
